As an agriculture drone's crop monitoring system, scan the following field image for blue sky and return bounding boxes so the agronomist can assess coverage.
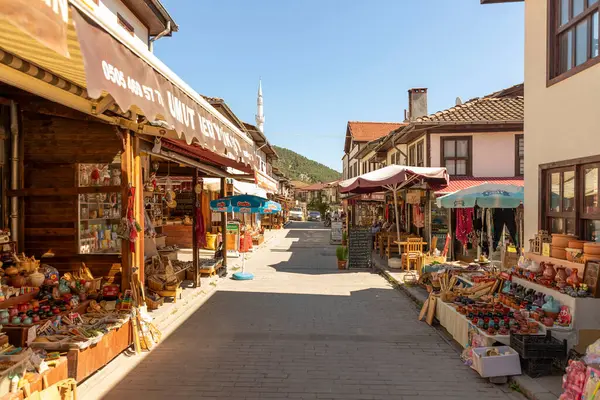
[157,0,524,173]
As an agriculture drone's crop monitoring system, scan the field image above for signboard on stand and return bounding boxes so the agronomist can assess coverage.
[330,221,343,244]
[348,228,372,269]
[226,221,240,258]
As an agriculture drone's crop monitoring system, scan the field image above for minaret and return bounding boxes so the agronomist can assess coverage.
[255,79,265,133]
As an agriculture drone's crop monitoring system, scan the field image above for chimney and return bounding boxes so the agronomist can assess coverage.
[408,88,428,121]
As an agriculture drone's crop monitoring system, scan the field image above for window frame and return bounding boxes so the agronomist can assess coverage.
[117,13,135,36]
[548,0,600,85]
[539,155,600,240]
[408,146,416,166]
[515,134,524,176]
[416,141,425,167]
[440,136,472,176]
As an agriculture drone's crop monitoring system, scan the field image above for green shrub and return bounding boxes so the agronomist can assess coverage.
[336,246,348,261]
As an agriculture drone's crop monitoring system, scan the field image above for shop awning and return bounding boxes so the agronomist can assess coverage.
[0,2,256,169]
[436,182,524,208]
[432,177,524,195]
[339,165,449,194]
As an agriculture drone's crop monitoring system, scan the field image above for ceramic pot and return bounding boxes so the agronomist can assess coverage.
[555,267,568,284]
[28,270,45,288]
[584,242,600,256]
[10,316,21,325]
[568,240,587,250]
[11,274,26,288]
[567,268,581,286]
[543,263,557,281]
[0,310,8,320]
[551,247,567,260]
[552,234,577,248]
[337,260,347,270]
[4,266,17,276]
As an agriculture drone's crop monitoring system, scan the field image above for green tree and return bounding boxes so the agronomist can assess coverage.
[308,198,329,218]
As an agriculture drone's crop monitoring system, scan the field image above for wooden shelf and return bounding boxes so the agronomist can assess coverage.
[524,252,585,277]
[80,217,120,222]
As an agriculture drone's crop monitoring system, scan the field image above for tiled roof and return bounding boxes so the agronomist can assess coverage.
[415,84,523,123]
[290,180,310,188]
[347,122,406,142]
[432,177,524,195]
[302,182,326,191]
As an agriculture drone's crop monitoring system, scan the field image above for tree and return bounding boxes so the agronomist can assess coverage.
[308,197,329,218]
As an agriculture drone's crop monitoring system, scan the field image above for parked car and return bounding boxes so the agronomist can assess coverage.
[307,211,321,221]
[289,207,304,221]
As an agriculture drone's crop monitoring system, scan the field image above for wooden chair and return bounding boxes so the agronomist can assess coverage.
[401,237,424,271]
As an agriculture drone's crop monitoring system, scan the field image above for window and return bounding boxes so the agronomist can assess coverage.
[549,0,600,82]
[117,13,135,36]
[408,146,416,166]
[441,137,471,176]
[541,157,600,241]
[362,161,367,174]
[416,141,424,167]
[515,134,524,176]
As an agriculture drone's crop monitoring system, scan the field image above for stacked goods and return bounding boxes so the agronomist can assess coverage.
[566,240,586,263]
[551,234,577,260]
[583,242,600,263]
[510,331,566,377]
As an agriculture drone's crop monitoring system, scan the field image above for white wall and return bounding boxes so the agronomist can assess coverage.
[97,0,150,49]
[430,132,520,177]
[386,144,407,165]
[524,0,600,241]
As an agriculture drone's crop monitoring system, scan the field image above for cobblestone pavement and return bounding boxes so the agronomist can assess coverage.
[101,222,523,400]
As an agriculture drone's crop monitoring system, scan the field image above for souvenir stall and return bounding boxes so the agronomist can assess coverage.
[436,183,525,264]
[346,193,385,228]
[339,166,449,267]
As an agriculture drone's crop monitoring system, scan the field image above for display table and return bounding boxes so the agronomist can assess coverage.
[435,300,469,347]
[0,357,69,400]
[512,276,600,349]
[162,224,193,248]
[66,320,132,382]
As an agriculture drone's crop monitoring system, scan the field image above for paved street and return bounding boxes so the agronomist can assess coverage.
[102,222,521,400]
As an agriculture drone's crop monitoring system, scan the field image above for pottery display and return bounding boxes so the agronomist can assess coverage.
[10,316,20,324]
[567,268,581,286]
[556,305,572,327]
[543,262,557,281]
[552,234,577,248]
[29,269,45,287]
[4,266,17,276]
[11,274,26,288]
[555,267,568,285]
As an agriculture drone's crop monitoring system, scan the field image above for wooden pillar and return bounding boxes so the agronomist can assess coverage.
[133,136,144,284]
[192,171,199,287]
[220,177,227,268]
[120,132,131,290]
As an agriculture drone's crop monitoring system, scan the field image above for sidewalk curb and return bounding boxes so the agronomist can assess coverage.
[372,254,546,400]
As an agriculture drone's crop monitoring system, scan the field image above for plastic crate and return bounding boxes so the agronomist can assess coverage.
[521,358,553,378]
[510,331,567,360]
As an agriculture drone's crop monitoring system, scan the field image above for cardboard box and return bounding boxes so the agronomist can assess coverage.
[472,346,522,378]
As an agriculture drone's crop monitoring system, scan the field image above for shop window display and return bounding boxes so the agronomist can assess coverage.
[78,163,122,254]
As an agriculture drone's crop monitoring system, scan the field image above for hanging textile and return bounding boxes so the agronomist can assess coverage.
[456,208,474,247]
[413,205,425,228]
[196,182,207,248]
[492,208,517,250]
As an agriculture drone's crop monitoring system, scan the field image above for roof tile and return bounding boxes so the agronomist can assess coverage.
[347,122,406,142]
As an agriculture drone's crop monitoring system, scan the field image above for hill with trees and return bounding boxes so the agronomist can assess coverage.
[272,146,341,183]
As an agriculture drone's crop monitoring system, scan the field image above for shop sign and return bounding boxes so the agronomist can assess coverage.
[255,170,278,194]
[72,10,256,168]
[360,193,385,202]
[0,0,70,57]
[330,221,343,245]
[406,190,421,204]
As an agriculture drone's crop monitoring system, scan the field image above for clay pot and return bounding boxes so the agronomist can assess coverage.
[4,266,18,276]
[551,247,567,260]
[337,260,347,270]
[28,270,45,288]
[567,268,581,286]
[11,274,26,288]
[584,242,600,256]
[543,262,557,281]
[545,311,559,320]
[568,240,587,250]
[552,234,577,248]
[555,267,568,284]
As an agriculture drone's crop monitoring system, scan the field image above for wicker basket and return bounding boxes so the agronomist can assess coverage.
[145,296,164,310]
[164,281,180,291]
[147,276,164,292]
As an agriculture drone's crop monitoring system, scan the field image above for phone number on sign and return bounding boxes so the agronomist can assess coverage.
[101,61,164,105]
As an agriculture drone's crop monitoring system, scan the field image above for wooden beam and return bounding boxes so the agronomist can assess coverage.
[7,186,122,197]
[134,136,144,285]
[220,177,227,268]
[121,131,131,290]
[92,94,115,116]
[192,171,199,287]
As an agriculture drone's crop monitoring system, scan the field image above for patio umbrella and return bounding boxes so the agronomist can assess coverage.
[436,183,524,209]
[210,194,281,280]
[339,165,449,243]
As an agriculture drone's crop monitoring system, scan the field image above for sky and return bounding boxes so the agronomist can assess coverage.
[156,0,524,173]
